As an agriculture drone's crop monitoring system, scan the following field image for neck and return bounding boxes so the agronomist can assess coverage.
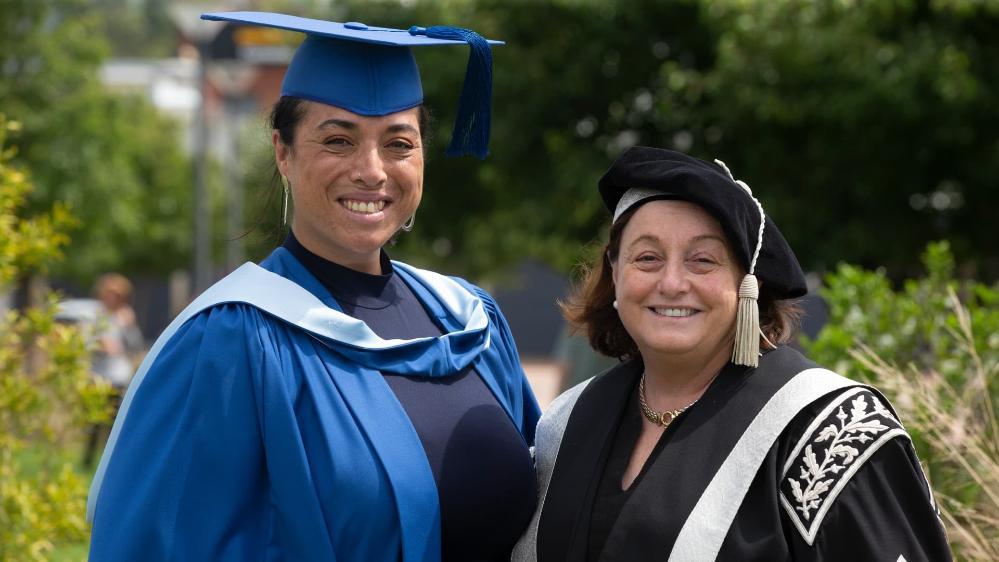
[291,228,383,275]
[640,343,733,410]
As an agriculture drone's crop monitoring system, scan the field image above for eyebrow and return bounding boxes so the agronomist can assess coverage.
[386,123,420,135]
[626,233,728,249]
[315,119,419,136]
[316,118,357,131]
[691,234,728,245]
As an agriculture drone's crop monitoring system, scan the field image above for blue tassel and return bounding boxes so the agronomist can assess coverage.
[410,25,492,159]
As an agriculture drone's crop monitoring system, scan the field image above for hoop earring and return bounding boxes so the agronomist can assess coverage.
[281,175,290,226]
[401,214,415,232]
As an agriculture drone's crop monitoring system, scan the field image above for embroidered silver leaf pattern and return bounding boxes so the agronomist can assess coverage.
[803,445,821,475]
[816,424,839,442]
[787,392,893,520]
[828,443,860,464]
[850,395,869,420]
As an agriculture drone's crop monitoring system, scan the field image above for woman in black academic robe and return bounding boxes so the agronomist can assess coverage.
[513,147,952,562]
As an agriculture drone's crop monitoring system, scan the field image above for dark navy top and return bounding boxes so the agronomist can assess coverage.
[284,233,536,562]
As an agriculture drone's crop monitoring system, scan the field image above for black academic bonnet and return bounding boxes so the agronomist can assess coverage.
[598,146,807,300]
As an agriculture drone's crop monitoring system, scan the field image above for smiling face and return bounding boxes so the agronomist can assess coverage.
[273,101,424,273]
[611,200,744,366]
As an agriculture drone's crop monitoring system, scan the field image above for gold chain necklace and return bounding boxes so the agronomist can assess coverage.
[638,373,699,429]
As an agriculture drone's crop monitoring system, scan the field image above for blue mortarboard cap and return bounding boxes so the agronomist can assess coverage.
[201,11,502,159]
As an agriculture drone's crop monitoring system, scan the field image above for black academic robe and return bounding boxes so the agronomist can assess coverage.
[513,346,952,562]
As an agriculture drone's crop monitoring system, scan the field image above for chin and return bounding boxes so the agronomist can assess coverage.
[347,229,393,248]
[351,240,390,258]
[638,337,701,357]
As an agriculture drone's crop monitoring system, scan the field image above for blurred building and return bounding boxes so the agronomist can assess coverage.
[100,24,291,156]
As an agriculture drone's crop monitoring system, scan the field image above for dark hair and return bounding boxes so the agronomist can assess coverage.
[560,205,803,361]
[270,95,309,148]
[248,97,434,244]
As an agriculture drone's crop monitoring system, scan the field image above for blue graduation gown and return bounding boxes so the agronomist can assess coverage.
[88,248,540,561]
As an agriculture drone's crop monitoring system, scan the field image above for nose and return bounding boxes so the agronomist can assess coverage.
[656,258,690,296]
[351,145,388,188]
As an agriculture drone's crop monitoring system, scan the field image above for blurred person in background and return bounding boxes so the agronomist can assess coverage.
[514,147,951,561]
[90,273,143,388]
[83,272,144,466]
[87,11,539,562]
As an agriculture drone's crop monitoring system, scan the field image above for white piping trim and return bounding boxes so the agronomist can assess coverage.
[714,158,765,274]
[667,368,855,562]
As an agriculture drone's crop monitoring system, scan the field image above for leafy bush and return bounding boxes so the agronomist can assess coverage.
[0,116,113,561]
[806,241,998,383]
[804,241,998,560]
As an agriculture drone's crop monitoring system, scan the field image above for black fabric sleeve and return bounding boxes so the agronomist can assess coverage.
[786,436,953,562]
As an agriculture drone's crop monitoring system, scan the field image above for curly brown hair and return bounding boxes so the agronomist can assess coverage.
[560,206,803,360]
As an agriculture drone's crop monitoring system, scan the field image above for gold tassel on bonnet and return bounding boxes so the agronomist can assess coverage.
[713,159,767,368]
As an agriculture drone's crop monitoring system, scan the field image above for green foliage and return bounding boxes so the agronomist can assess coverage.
[1,0,193,281]
[91,0,176,58]
[293,0,999,281]
[805,240,998,387]
[654,0,999,278]
[804,241,999,559]
[0,117,114,560]
[0,120,76,282]
[16,0,992,282]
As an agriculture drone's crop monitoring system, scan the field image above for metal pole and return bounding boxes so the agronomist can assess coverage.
[193,42,212,294]
[226,97,245,270]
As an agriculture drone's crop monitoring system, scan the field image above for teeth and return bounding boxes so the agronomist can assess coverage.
[343,199,385,214]
[653,308,694,317]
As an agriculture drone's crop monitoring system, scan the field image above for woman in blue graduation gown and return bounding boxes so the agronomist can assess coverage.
[513,147,952,561]
[88,12,539,562]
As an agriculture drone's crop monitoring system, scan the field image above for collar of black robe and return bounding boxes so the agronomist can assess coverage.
[282,231,397,310]
[536,346,819,562]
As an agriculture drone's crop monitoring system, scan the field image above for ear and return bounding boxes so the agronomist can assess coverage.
[272,130,290,178]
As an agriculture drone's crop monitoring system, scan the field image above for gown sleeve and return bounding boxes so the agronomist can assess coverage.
[88,304,279,561]
[779,388,952,562]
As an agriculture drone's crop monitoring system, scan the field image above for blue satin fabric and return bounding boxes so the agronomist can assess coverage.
[88,248,540,561]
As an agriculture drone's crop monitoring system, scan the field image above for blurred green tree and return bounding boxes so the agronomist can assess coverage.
[0,0,193,282]
[666,0,999,279]
[91,0,176,58]
[314,0,998,281]
[0,115,113,561]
